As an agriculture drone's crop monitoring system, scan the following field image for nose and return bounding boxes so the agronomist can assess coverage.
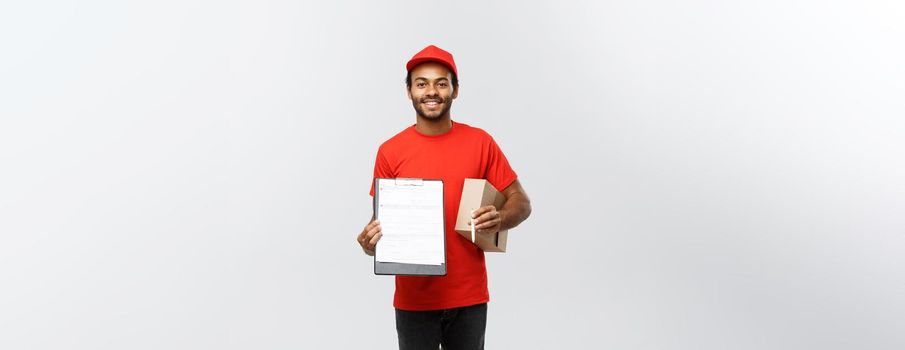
[424,84,439,97]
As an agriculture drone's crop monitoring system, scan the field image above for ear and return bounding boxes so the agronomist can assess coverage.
[451,86,458,99]
[406,85,413,100]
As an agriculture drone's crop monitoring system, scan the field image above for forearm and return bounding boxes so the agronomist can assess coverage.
[499,191,531,231]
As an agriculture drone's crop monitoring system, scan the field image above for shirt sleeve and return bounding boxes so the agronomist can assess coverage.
[369,147,394,197]
[484,135,518,192]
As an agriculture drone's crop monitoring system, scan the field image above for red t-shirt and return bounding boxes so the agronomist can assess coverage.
[369,121,518,311]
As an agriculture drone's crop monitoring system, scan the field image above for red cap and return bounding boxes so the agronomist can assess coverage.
[406,45,458,76]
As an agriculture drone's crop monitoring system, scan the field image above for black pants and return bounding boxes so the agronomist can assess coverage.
[395,303,487,350]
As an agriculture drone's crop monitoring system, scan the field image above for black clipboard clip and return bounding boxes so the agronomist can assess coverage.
[394,178,424,186]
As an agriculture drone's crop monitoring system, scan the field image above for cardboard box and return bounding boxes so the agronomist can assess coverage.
[455,179,508,252]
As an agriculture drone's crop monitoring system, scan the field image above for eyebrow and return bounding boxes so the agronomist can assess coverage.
[413,77,450,82]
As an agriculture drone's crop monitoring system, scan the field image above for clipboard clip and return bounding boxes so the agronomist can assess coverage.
[394,178,424,186]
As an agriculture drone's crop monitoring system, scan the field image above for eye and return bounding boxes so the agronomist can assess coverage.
[417,82,426,88]
[438,82,448,88]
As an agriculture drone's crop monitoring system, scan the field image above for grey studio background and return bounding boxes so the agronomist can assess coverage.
[1,0,903,349]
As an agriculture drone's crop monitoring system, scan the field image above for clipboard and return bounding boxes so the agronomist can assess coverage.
[373,178,447,276]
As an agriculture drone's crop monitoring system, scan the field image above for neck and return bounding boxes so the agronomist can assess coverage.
[415,114,452,136]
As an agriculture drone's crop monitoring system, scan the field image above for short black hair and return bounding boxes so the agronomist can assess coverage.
[405,69,459,90]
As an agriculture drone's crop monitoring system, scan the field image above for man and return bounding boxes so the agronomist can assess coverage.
[356,45,532,350]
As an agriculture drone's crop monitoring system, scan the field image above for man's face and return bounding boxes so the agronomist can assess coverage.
[407,62,457,120]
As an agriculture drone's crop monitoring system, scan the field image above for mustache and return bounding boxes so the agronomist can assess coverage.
[420,96,445,103]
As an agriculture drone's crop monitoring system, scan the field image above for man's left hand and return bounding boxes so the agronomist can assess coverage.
[471,205,503,235]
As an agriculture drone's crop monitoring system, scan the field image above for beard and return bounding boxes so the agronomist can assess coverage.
[412,96,453,120]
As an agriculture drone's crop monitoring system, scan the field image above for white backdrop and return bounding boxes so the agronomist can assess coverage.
[2,1,904,349]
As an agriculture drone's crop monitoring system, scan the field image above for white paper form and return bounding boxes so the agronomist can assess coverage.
[375,178,445,265]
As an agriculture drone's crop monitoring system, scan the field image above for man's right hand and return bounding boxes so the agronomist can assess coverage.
[357,220,382,256]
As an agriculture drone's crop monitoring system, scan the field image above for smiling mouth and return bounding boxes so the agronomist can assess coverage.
[422,100,442,108]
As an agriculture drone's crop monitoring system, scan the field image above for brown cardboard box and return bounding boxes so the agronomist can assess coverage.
[455,179,508,252]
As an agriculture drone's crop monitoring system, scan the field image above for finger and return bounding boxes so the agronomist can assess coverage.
[367,232,382,251]
[367,224,382,238]
[359,221,374,241]
[474,210,500,226]
[368,231,382,248]
[362,241,375,255]
[364,219,380,232]
[475,217,500,230]
[470,206,494,219]
[361,225,380,247]
[359,222,379,246]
